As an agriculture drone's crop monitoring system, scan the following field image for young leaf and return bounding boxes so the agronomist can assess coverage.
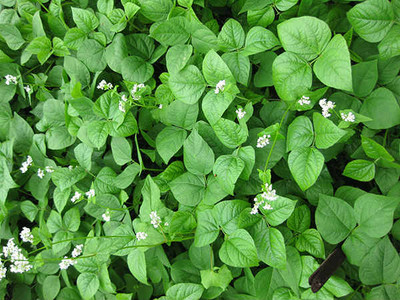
[343,159,375,182]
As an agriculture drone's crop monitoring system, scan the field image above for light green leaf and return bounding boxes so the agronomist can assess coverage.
[288,147,324,191]
[169,172,205,206]
[121,56,154,83]
[286,116,313,152]
[26,36,52,64]
[218,19,245,51]
[150,16,190,46]
[183,129,214,175]
[272,52,312,101]
[287,205,311,233]
[315,194,356,244]
[347,0,394,43]
[43,276,60,300]
[77,273,100,299]
[111,137,132,166]
[262,196,297,226]
[77,39,106,72]
[242,27,280,56]
[222,52,250,86]
[277,16,331,60]
[86,121,110,149]
[195,208,219,247]
[202,90,234,126]
[219,229,259,268]
[378,25,400,59]
[156,126,187,164]
[313,113,347,149]
[203,50,236,86]
[0,24,25,50]
[71,7,99,33]
[213,155,245,195]
[295,229,325,258]
[166,44,192,74]
[343,159,375,182]
[213,200,249,235]
[212,118,248,149]
[166,283,204,300]
[361,136,394,161]
[314,34,353,91]
[128,249,147,285]
[200,265,233,290]
[352,60,378,97]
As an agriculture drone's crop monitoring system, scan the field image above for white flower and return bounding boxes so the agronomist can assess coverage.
[0,260,6,281]
[164,222,169,226]
[97,80,113,90]
[250,198,261,215]
[298,95,311,106]
[150,211,161,228]
[341,112,355,123]
[59,257,76,270]
[24,85,31,93]
[5,74,17,85]
[45,166,54,173]
[71,244,83,258]
[85,189,95,199]
[263,203,273,210]
[3,239,32,274]
[136,232,148,241]
[261,183,278,201]
[20,156,33,173]
[118,101,126,113]
[319,98,335,118]
[70,191,81,203]
[257,134,270,148]
[158,104,163,109]
[236,108,246,120]
[37,168,45,179]
[20,227,33,244]
[131,83,145,100]
[215,80,226,94]
[121,95,128,102]
[68,165,73,170]
[102,209,111,222]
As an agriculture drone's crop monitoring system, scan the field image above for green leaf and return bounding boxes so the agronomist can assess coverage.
[46,127,76,150]
[288,147,324,191]
[200,265,233,290]
[347,0,394,43]
[47,210,62,233]
[254,51,277,88]
[169,65,206,105]
[170,211,197,235]
[128,249,147,285]
[194,208,219,247]
[203,50,236,86]
[111,137,132,166]
[43,276,60,300]
[218,19,245,51]
[277,16,331,60]
[219,229,259,267]
[26,36,52,64]
[190,20,219,54]
[64,28,87,50]
[242,27,280,56]
[295,229,325,258]
[71,7,100,34]
[77,39,106,72]
[277,247,302,296]
[287,205,311,233]
[250,220,286,268]
[313,113,347,149]
[63,207,80,232]
[52,167,86,191]
[53,187,70,213]
[235,146,255,180]
[354,193,400,238]
[213,155,245,195]
[286,116,313,152]
[74,143,93,171]
[222,52,250,86]
[156,126,187,164]
[263,196,297,226]
[165,101,198,129]
[139,176,165,222]
[352,60,378,97]
[342,229,379,266]
[343,159,375,182]
[121,56,154,83]
[313,34,353,91]
[169,172,205,206]
[105,33,128,73]
[20,200,38,222]
[213,200,249,235]
[166,44,192,74]
[361,88,400,129]
[77,273,100,299]
[64,56,90,87]
[86,121,110,149]
[315,194,356,244]
[52,38,70,57]
[272,52,312,101]
[361,136,394,161]
[183,129,214,176]
[166,283,204,300]
[202,90,234,125]
[139,0,172,22]
[378,25,400,59]
[0,24,25,50]
[359,236,400,285]
[212,118,248,149]
[150,16,190,46]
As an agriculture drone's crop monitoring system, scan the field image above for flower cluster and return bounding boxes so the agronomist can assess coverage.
[2,238,32,274]
[131,83,145,100]
[150,211,161,228]
[298,95,311,106]
[97,80,113,90]
[85,189,95,199]
[70,191,81,203]
[4,74,17,85]
[215,80,225,94]
[136,232,148,241]
[257,134,270,148]
[24,85,31,93]
[119,94,128,113]
[37,168,45,179]
[20,156,33,173]
[59,244,84,270]
[102,209,111,222]
[45,166,54,173]
[319,98,335,118]
[236,108,246,120]
[250,183,278,214]
[341,112,355,123]
[0,260,6,281]
[19,227,33,244]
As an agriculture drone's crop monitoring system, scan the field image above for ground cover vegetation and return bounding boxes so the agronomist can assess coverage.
[0,0,400,299]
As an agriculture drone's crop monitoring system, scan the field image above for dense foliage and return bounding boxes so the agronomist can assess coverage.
[0,0,400,299]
